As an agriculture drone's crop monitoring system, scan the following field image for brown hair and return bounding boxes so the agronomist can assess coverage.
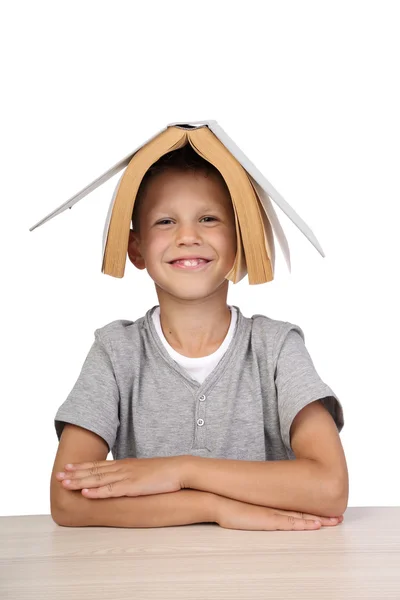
[131,144,228,233]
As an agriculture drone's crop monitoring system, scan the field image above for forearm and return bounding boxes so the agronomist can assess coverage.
[185,457,343,517]
[54,488,219,528]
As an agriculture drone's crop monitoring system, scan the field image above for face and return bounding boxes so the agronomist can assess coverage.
[128,168,237,302]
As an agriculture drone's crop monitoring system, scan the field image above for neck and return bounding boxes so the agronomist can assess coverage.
[158,302,232,358]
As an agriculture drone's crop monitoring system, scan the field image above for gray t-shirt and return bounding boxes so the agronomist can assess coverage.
[54,304,344,461]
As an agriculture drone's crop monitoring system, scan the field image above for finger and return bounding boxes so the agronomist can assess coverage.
[274,510,342,527]
[64,460,115,470]
[60,471,125,491]
[274,515,322,531]
[301,512,343,526]
[81,482,124,498]
[56,461,116,481]
[57,463,117,481]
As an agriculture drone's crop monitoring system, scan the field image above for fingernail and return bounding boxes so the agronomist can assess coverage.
[330,518,338,522]
[57,472,65,478]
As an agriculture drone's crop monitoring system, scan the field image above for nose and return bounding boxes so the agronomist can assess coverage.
[175,222,203,245]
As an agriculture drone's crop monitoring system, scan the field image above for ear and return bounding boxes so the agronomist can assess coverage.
[127,229,146,270]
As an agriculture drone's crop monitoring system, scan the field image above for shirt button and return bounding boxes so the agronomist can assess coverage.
[197,418,204,426]
[199,395,206,402]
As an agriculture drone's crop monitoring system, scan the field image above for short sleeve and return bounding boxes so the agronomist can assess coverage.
[54,330,120,453]
[274,326,344,456]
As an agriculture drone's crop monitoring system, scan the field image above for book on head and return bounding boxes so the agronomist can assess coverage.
[29,120,325,284]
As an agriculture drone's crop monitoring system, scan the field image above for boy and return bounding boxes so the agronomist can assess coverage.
[51,145,348,531]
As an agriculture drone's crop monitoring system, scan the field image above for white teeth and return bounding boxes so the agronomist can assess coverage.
[174,259,206,266]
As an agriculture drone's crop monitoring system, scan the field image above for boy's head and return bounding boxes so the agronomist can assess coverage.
[127,144,237,302]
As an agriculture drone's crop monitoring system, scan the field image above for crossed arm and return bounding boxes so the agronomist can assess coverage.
[179,400,348,516]
[183,400,348,516]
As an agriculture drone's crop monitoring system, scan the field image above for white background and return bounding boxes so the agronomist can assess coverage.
[1,1,399,517]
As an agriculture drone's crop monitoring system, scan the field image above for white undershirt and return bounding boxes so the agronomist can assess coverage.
[152,305,238,384]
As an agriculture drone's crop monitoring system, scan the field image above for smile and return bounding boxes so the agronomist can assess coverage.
[169,260,213,271]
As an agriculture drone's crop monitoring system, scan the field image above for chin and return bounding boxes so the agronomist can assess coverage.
[155,281,223,301]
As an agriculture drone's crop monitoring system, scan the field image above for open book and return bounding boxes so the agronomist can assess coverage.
[29,120,325,284]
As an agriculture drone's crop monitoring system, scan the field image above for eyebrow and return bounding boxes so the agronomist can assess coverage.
[150,205,224,216]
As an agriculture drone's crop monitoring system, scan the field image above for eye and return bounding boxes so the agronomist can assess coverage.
[155,216,218,225]
[156,219,173,225]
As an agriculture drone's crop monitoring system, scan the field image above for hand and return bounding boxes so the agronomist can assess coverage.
[215,496,344,531]
[56,456,187,499]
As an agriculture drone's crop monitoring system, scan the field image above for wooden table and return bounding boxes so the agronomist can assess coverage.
[1,507,399,599]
